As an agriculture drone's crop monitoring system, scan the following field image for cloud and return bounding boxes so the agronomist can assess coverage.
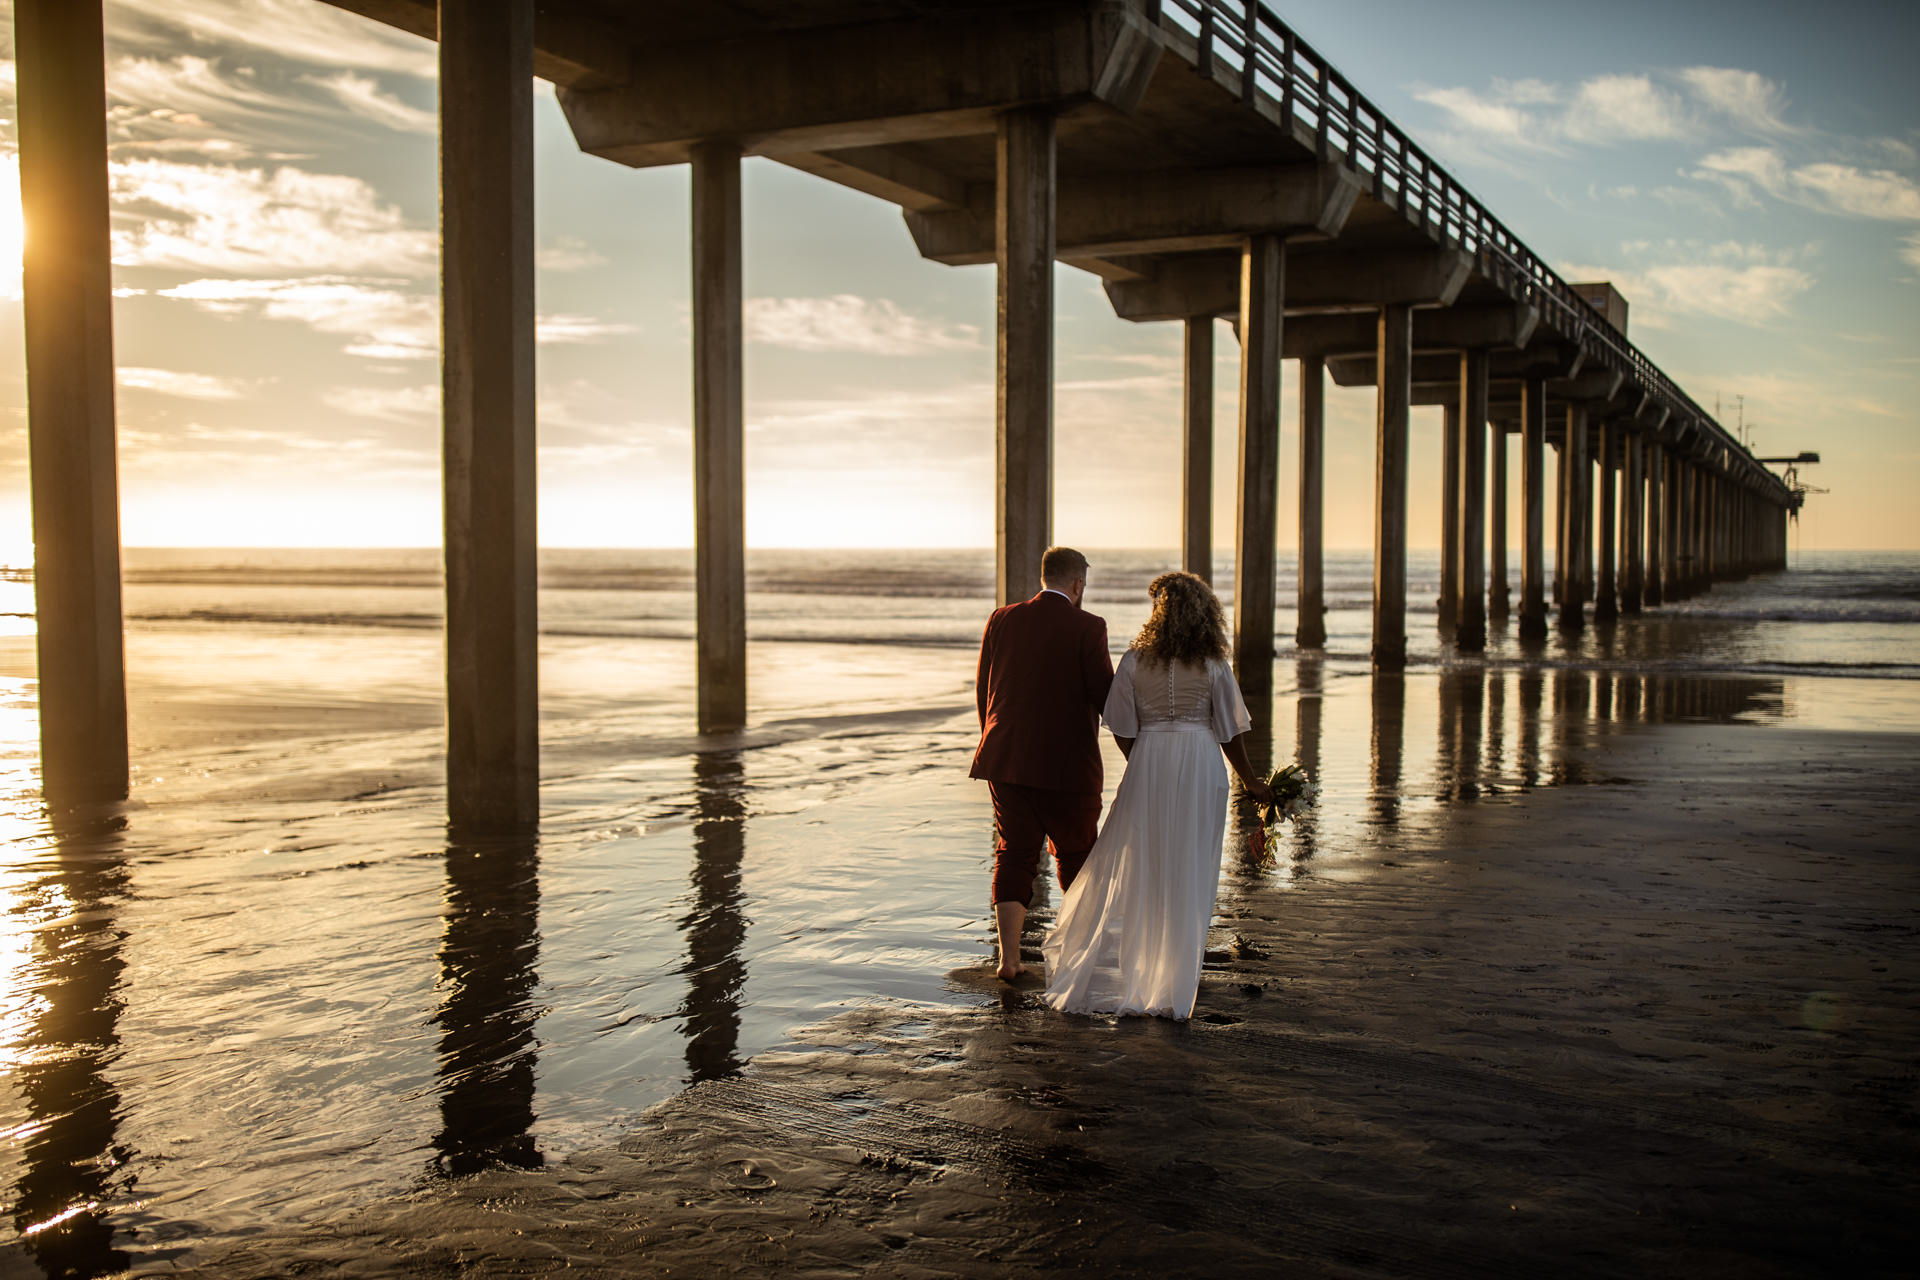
[744,295,981,355]
[1903,232,1920,272]
[1412,85,1552,150]
[1789,163,1920,220]
[1676,67,1797,134]
[323,384,439,421]
[108,0,437,79]
[111,159,436,275]
[1692,146,1789,205]
[1562,75,1690,143]
[159,277,439,359]
[536,314,637,345]
[1562,242,1814,326]
[116,367,250,400]
[537,238,609,272]
[302,71,435,134]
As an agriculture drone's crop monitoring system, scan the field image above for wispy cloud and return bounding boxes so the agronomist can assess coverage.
[1693,148,1920,226]
[1676,67,1798,135]
[1561,75,1690,143]
[537,238,609,272]
[116,367,250,400]
[302,71,435,134]
[536,314,637,345]
[744,295,981,355]
[108,0,437,79]
[322,384,439,421]
[1562,241,1815,326]
[110,159,436,275]
[1902,232,1920,273]
[159,277,439,360]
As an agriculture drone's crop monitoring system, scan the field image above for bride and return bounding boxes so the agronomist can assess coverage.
[1042,571,1274,1020]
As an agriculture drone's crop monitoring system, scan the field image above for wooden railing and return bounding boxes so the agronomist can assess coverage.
[1146,0,1784,497]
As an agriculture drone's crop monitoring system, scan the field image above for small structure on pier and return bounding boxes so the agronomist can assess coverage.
[18,0,1800,823]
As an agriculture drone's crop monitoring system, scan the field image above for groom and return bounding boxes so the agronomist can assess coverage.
[970,546,1114,981]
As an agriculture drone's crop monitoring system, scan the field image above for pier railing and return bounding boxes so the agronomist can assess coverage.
[1148,0,1777,493]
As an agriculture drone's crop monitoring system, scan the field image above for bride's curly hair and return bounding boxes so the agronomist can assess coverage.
[1131,571,1230,666]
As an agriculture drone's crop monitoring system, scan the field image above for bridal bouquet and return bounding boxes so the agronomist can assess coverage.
[1248,763,1317,869]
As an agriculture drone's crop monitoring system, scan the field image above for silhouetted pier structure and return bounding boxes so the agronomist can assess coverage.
[20,0,1799,824]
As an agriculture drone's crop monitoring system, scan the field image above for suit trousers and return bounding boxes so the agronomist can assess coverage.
[988,781,1101,908]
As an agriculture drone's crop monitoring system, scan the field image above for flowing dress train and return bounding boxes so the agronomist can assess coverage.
[1042,649,1251,1020]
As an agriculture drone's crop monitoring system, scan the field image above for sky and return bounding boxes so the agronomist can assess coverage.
[0,0,1915,555]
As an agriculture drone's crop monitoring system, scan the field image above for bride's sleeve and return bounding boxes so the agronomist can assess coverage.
[1208,658,1253,744]
[1102,649,1139,736]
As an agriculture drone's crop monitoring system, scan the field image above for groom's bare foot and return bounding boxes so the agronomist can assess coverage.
[996,960,1027,982]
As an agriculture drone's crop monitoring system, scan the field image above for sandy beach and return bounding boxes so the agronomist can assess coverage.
[3,618,1912,1279]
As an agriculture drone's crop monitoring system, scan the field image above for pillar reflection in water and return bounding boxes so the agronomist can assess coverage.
[433,834,543,1175]
[1485,667,1507,783]
[1368,672,1405,826]
[9,810,134,1279]
[1517,669,1544,789]
[1288,658,1323,861]
[680,749,746,1082]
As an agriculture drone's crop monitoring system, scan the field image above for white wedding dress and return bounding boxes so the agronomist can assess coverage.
[1042,649,1252,1020]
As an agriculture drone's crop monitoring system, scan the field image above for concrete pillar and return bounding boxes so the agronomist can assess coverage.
[1182,316,1213,583]
[1489,424,1509,620]
[1296,353,1327,649]
[19,0,127,805]
[1557,405,1584,631]
[691,141,747,733]
[1438,401,1460,636]
[1672,457,1691,598]
[994,107,1056,607]
[1553,435,1568,607]
[1456,350,1489,651]
[1644,439,1664,606]
[1234,234,1284,696]
[1621,428,1644,613]
[1372,303,1413,670]
[441,0,538,828]
[1518,377,1548,639]
[1595,418,1618,622]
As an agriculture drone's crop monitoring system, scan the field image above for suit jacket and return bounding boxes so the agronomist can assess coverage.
[969,590,1115,794]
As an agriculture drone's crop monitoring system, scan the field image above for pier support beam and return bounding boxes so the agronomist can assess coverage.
[1234,234,1284,697]
[1372,303,1413,670]
[1644,439,1664,606]
[1455,350,1489,651]
[1558,405,1586,632]
[1595,417,1618,622]
[1621,429,1644,613]
[1518,377,1548,639]
[1489,425,1509,621]
[691,141,748,733]
[1438,402,1460,636]
[1296,353,1327,649]
[1552,436,1568,608]
[19,0,127,804]
[1182,316,1213,583]
[995,107,1056,607]
[442,0,538,827]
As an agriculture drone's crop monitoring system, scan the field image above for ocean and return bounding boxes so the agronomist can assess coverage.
[1,545,1916,1273]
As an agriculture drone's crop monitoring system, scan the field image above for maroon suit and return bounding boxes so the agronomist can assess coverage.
[970,590,1114,906]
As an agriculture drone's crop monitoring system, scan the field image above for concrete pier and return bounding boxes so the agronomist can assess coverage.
[1489,426,1510,621]
[1455,350,1490,651]
[1621,428,1644,614]
[993,107,1056,608]
[18,0,128,805]
[441,0,538,828]
[1519,377,1549,640]
[1296,354,1327,649]
[1233,235,1284,695]
[1595,417,1618,622]
[1645,439,1665,607]
[691,141,747,733]
[1182,316,1213,583]
[1558,406,1586,632]
[1438,402,1460,636]
[1372,304,1413,670]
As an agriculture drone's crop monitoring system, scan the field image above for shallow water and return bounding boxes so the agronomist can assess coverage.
[2,548,1917,1274]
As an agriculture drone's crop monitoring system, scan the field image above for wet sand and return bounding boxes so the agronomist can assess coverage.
[99,687,1917,1278]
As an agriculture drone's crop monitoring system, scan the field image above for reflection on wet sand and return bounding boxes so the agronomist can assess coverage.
[680,750,747,1082]
[1288,659,1324,862]
[8,810,134,1278]
[1368,673,1404,827]
[433,835,543,1175]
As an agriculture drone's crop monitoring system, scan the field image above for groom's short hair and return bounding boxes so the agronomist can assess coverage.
[1040,546,1089,586]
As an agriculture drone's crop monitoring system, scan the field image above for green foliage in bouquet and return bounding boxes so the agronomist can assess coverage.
[1250,763,1317,871]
